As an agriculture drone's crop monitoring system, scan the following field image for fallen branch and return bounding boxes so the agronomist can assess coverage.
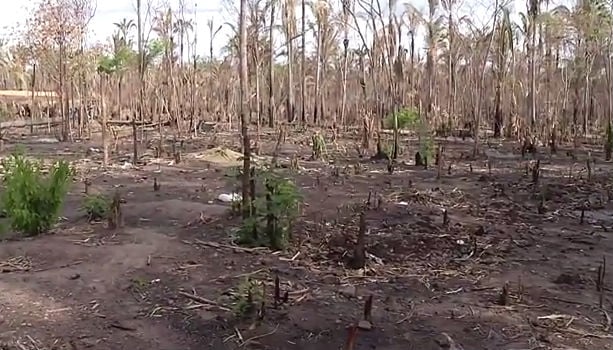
[239,324,279,347]
[193,239,268,254]
[540,295,591,307]
[563,327,613,339]
[110,322,136,331]
[178,291,231,311]
[602,308,611,332]
[106,119,171,128]
[210,268,268,282]
[33,260,83,273]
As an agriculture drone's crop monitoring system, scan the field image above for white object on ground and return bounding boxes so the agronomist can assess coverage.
[218,193,242,203]
[121,161,133,169]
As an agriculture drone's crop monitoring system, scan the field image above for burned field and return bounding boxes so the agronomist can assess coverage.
[0,130,611,350]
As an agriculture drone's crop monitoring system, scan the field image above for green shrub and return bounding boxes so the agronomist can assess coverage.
[82,194,110,222]
[231,278,264,318]
[384,142,395,159]
[236,169,302,250]
[384,108,420,129]
[1,154,72,236]
[383,108,435,163]
[311,132,327,160]
[419,133,435,165]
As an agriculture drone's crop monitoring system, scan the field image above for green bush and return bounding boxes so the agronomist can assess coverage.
[378,142,394,160]
[231,278,264,318]
[384,108,420,129]
[420,133,435,165]
[82,194,110,222]
[383,108,435,163]
[237,169,302,250]
[1,154,72,236]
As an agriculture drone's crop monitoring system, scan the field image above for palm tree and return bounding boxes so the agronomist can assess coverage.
[527,0,541,132]
[442,0,458,131]
[114,18,136,47]
[311,0,331,125]
[174,18,194,63]
[339,0,352,127]
[282,0,297,123]
[207,19,224,62]
[110,31,134,120]
[136,0,144,163]
[403,4,423,107]
[268,1,276,127]
[97,54,116,166]
[173,17,194,133]
[493,6,514,137]
[300,0,306,124]
[424,0,444,122]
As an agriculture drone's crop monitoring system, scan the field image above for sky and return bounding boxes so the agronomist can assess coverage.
[0,0,571,59]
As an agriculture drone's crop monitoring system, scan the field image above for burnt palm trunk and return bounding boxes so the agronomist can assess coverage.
[239,0,252,218]
[494,80,503,137]
[268,2,275,128]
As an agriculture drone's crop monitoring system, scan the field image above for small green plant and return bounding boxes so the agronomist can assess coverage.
[419,134,435,165]
[311,132,327,160]
[130,276,150,293]
[382,108,434,164]
[0,103,8,120]
[382,142,394,159]
[1,153,72,236]
[236,169,302,250]
[232,278,264,318]
[82,194,110,222]
[384,108,419,130]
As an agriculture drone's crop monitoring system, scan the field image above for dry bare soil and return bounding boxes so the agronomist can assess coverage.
[0,129,612,350]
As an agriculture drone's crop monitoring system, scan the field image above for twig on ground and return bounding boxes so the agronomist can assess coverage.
[178,291,231,311]
[602,308,611,332]
[279,251,301,262]
[222,334,237,343]
[288,287,309,296]
[110,322,136,331]
[396,302,415,324]
[192,239,268,253]
[293,293,309,303]
[395,311,414,324]
[234,327,244,342]
[563,327,613,339]
[239,324,279,347]
[211,268,268,282]
[33,260,83,273]
[540,295,590,307]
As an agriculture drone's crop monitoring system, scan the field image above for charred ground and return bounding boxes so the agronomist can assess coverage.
[0,128,611,350]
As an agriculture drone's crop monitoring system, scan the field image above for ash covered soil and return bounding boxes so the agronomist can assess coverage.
[0,130,611,350]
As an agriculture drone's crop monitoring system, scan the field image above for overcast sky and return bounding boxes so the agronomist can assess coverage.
[0,0,572,58]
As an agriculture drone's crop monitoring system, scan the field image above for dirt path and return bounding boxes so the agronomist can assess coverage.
[0,226,199,349]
